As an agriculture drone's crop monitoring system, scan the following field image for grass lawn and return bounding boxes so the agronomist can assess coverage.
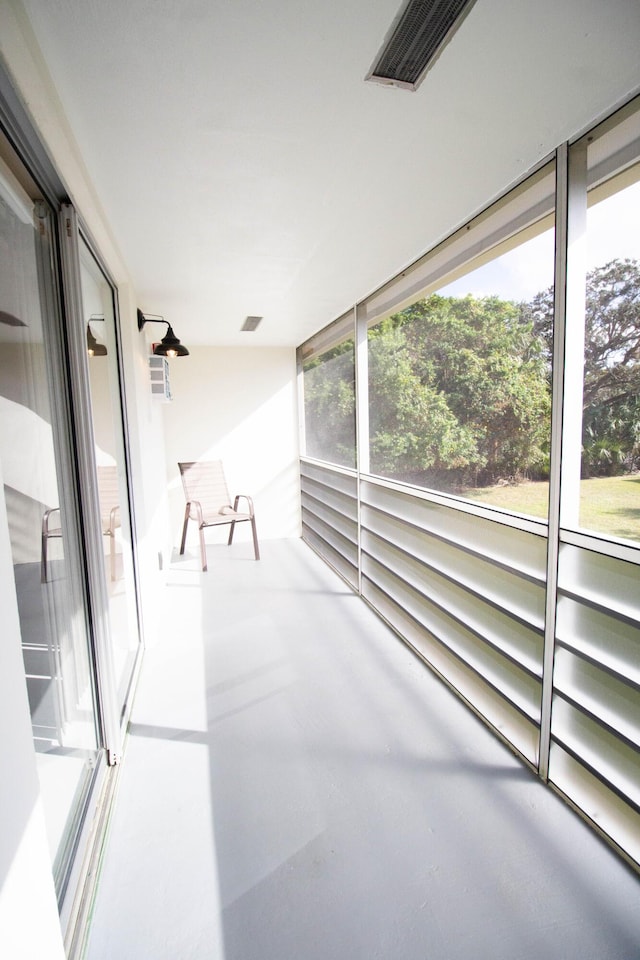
[462,474,640,542]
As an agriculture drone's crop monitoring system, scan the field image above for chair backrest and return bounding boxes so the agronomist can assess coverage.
[178,461,231,516]
[97,465,120,527]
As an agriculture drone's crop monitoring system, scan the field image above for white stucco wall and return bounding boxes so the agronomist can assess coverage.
[160,346,301,555]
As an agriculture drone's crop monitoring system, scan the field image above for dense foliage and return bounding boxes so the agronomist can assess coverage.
[530,258,640,476]
[303,257,640,489]
[303,343,356,467]
[369,294,550,489]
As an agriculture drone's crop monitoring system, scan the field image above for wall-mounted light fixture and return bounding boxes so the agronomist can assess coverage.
[87,315,107,357]
[137,309,189,357]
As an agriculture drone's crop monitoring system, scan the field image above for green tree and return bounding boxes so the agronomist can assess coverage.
[370,294,550,489]
[302,257,640,491]
[531,258,640,476]
[303,341,356,467]
[368,319,478,479]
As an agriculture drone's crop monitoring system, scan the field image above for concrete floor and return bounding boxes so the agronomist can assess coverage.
[85,538,640,960]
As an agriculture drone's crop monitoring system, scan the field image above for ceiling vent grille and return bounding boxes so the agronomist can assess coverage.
[366,0,477,90]
[241,315,263,332]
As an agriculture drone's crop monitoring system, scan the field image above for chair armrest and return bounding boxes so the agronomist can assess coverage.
[109,505,120,534]
[187,499,205,524]
[232,494,255,516]
[42,507,61,537]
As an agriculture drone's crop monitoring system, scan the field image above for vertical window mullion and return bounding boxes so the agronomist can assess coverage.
[355,304,369,476]
[355,304,369,595]
[539,140,588,779]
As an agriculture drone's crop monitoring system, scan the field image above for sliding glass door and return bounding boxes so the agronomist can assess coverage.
[78,233,141,724]
[1,134,142,919]
[0,154,101,901]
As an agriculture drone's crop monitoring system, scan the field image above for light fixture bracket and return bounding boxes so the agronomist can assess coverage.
[87,314,107,357]
[137,309,189,357]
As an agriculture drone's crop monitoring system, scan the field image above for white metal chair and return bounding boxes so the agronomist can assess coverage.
[96,465,121,581]
[41,465,120,582]
[178,460,260,571]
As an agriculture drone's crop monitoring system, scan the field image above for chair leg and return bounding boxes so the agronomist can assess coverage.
[109,530,116,581]
[179,505,190,555]
[227,520,236,545]
[251,516,260,560]
[41,532,48,583]
[198,525,208,572]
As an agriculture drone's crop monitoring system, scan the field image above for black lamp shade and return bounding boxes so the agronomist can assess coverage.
[153,325,189,357]
[138,309,189,357]
[87,325,108,357]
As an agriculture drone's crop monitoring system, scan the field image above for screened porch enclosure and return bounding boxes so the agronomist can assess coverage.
[298,96,640,873]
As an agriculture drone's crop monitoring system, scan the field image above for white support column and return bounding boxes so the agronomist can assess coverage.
[354,305,367,594]
[355,304,370,477]
[296,350,307,460]
[539,140,587,780]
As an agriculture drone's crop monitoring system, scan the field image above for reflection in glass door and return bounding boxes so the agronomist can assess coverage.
[0,158,100,898]
[78,238,140,720]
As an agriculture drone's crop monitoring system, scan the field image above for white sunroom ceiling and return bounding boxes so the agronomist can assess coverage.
[17,0,640,347]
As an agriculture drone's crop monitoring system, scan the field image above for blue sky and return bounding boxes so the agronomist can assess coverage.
[438,178,640,304]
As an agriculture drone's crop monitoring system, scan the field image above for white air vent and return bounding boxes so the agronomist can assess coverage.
[149,356,172,401]
[366,0,477,90]
[241,315,263,332]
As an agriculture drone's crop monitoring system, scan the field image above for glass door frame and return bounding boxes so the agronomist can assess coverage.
[59,203,144,761]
